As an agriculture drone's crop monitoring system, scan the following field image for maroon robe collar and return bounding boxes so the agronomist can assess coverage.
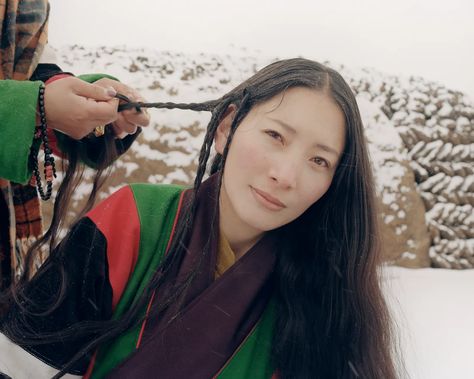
[110,174,277,378]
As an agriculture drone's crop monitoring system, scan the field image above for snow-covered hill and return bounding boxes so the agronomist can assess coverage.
[48,45,473,269]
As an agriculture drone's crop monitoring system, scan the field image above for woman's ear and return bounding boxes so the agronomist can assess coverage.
[214,104,237,154]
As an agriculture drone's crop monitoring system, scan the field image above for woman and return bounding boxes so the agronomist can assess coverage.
[0,58,400,379]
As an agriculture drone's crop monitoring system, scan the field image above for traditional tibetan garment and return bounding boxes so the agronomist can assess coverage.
[0,175,278,379]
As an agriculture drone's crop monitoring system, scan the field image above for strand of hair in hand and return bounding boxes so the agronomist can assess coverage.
[115,92,217,113]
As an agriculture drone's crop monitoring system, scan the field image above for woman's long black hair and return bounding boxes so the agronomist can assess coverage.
[1,58,401,378]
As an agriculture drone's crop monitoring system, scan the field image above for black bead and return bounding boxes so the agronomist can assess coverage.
[30,84,55,201]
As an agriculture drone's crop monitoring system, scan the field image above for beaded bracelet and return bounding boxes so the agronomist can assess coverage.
[29,83,56,201]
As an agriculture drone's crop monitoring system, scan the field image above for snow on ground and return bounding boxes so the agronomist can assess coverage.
[384,267,474,378]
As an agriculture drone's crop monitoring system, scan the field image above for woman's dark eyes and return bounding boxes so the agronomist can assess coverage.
[264,129,330,168]
[265,129,283,142]
[311,157,329,167]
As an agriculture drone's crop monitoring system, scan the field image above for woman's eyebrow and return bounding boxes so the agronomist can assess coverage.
[315,143,340,157]
[268,117,297,135]
[267,117,340,157]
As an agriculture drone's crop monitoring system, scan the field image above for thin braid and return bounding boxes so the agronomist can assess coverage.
[211,89,253,174]
[135,90,254,320]
[220,90,252,169]
[192,97,234,198]
[118,100,219,112]
[162,90,254,315]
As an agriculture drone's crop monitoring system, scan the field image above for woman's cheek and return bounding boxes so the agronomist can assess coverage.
[236,140,268,170]
[306,178,332,204]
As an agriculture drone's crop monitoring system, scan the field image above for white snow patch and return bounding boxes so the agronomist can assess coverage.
[383,267,474,379]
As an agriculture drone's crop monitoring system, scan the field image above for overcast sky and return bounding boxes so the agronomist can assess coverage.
[48,0,474,100]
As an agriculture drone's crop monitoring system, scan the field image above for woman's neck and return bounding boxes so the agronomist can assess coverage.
[219,228,263,260]
[218,210,264,260]
[217,180,266,259]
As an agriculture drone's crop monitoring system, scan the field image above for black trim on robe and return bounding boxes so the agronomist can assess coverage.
[1,218,113,375]
[30,63,70,82]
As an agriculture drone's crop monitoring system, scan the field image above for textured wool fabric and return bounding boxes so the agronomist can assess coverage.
[0,0,49,81]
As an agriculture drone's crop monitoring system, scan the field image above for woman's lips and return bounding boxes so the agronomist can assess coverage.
[250,186,286,210]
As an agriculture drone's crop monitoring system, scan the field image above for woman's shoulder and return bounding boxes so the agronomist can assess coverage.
[127,183,188,227]
[128,182,186,203]
[86,183,187,228]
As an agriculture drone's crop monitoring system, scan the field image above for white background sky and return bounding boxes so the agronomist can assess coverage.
[48,0,474,99]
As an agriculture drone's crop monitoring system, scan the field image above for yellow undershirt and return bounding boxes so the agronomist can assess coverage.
[215,232,236,279]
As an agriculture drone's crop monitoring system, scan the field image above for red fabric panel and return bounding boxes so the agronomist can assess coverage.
[44,73,72,84]
[87,186,140,309]
[83,353,96,379]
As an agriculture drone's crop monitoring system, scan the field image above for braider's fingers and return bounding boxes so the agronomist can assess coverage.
[112,113,138,135]
[120,91,150,127]
[83,97,119,124]
[112,123,129,139]
[122,107,150,127]
[73,80,116,100]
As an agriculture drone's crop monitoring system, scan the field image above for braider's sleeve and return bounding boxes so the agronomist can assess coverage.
[0,80,42,183]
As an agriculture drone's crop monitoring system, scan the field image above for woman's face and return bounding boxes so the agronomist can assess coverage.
[215,86,346,241]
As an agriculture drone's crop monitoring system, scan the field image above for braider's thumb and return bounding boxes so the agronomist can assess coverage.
[75,80,117,100]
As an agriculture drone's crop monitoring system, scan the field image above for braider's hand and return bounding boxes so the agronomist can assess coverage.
[43,76,119,139]
[93,78,151,139]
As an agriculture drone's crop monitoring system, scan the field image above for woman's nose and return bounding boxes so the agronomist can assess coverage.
[268,157,298,189]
